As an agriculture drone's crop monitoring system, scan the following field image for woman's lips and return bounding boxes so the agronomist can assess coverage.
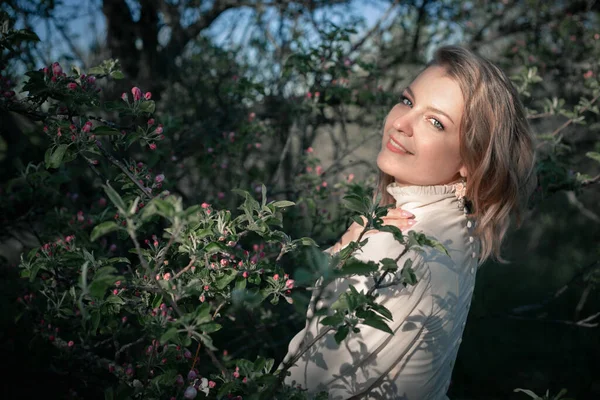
[386,137,413,154]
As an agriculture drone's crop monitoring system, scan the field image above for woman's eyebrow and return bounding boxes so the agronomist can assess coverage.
[405,86,455,125]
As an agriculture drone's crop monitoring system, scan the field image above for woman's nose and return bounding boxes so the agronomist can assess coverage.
[392,112,414,136]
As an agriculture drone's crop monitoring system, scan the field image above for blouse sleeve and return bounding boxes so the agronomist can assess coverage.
[283,232,434,399]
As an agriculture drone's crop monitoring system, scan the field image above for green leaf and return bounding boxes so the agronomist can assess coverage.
[47,144,68,169]
[271,200,295,208]
[160,327,178,344]
[342,195,367,215]
[104,184,127,213]
[586,151,600,164]
[92,126,120,135]
[215,271,237,290]
[110,71,124,79]
[87,66,105,75]
[351,215,365,226]
[204,242,227,255]
[107,257,131,264]
[15,29,40,42]
[152,295,163,309]
[321,314,344,327]
[200,322,222,334]
[235,277,247,290]
[370,303,393,320]
[91,221,120,241]
[380,258,398,272]
[361,317,393,334]
[105,295,125,305]
[138,100,155,113]
[339,257,378,276]
[334,325,350,344]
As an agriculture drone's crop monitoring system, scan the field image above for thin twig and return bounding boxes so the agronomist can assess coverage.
[173,256,197,280]
[95,141,152,199]
[114,337,145,360]
[550,92,600,137]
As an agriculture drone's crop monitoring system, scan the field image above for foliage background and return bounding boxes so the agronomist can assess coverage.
[0,0,599,399]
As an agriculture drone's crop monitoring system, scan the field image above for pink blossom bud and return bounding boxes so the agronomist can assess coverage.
[201,202,210,209]
[183,349,192,359]
[68,340,74,347]
[254,143,261,149]
[87,76,96,84]
[122,316,127,323]
[149,143,157,150]
[144,92,152,100]
[131,86,142,101]
[67,82,77,90]
[584,70,594,79]
[121,92,128,101]
[163,272,171,281]
[218,192,225,199]
[155,174,165,183]
[155,125,163,134]
[176,374,184,386]
[306,92,312,99]
[147,118,155,126]
[242,271,249,278]
[208,380,216,388]
[285,279,295,289]
[248,112,256,122]
[273,274,279,281]
[52,62,63,77]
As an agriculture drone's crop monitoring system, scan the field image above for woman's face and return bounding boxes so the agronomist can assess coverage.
[377,65,467,186]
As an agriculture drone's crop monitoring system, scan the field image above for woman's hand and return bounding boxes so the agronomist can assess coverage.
[328,208,416,254]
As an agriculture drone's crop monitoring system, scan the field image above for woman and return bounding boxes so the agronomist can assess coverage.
[280,46,537,399]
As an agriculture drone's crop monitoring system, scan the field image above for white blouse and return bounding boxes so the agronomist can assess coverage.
[281,183,481,400]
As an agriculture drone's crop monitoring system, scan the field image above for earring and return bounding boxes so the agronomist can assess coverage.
[453,177,467,212]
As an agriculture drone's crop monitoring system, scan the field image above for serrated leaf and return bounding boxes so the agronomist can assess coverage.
[47,144,69,169]
[201,322,222,334]
[334,325,349,344]
[379,258,398,272]
[215,271,237,289]
[90,221,120,241]
[87,66,105,75]
[361,317,393,334]
[271,200,295,208]
[586,151,600,164]
[92,126,120,135]
[321,314,344,327]
[110,70,124,79]
[104,183,127,213]
[339,257,378,276]
[138,100,155,113]
[160,327,178,344]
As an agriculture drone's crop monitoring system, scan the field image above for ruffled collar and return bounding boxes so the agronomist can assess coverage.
[386,182,460,211]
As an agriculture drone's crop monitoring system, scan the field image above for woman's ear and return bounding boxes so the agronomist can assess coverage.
[459,165,468,179]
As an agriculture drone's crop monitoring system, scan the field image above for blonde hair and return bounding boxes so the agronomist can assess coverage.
[376,45,537,263]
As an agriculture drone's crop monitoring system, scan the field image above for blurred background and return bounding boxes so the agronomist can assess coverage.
[1,0,599,399]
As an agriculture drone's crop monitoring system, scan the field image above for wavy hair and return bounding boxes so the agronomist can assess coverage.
[376,45,537,263]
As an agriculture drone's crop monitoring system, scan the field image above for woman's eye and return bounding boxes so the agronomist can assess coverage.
[430,118,444,131]
[399,95,412,106]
